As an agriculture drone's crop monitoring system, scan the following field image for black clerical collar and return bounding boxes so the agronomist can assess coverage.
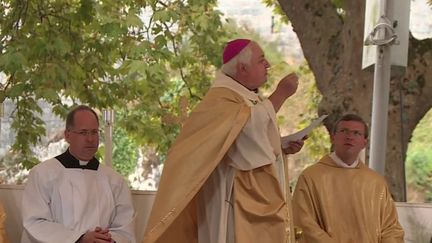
[55,149,100,170]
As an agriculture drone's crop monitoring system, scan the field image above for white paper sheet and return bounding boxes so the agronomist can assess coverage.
[281,115,328,149]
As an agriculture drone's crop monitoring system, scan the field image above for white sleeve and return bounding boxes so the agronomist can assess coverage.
[22,168,82,243]
[109,178,136,243]
[228,99,277,171]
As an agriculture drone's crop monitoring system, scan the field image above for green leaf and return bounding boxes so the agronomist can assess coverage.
[7,83,27,98]
[0,0,228,175]
[126,13,143,27]
[37,88,59,102]
[153,10,170,22]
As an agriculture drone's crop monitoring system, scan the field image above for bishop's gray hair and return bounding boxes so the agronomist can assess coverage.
[221,43,253,77]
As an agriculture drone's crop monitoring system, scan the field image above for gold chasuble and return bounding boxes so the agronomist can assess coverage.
[143,72,295,243]
[0,202,10,243]
[293,155,404,243]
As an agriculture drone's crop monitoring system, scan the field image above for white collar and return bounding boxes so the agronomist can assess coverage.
[79,160,89,166]
[212,71,263,104]
[330,152,359,168]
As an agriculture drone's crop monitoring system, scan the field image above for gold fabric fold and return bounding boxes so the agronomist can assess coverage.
[143,87,251,243]
[234,165,290,243]
[0,202,10,243]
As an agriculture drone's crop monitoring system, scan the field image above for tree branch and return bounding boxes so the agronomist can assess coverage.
[277,0,344,89]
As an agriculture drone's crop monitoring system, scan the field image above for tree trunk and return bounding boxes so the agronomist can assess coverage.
[278,0,432,201]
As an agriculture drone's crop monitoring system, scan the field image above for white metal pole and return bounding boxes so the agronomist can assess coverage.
[369,0,391,175]
[369,44,391,175]
[103,109,114,167]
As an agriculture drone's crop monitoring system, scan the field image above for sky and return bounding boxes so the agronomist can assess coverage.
[217,0,432,63]
[410,0,432,39]
[217,0,432,39]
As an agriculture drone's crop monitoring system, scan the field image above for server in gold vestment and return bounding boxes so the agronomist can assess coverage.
[293,114,404,243]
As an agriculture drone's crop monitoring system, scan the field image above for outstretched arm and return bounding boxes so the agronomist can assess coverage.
[268,73,298,112]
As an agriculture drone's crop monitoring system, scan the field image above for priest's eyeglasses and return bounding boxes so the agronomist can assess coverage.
[69,129,101,137]
[336,128,364,138]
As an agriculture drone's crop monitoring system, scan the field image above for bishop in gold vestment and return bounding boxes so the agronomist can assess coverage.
[143,39,303,243]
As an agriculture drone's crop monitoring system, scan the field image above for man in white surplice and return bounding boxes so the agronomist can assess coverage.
[21,105,135,243]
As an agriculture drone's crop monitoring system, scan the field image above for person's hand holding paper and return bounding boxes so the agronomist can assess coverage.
[281,115,328,149]
[283,140,305,154]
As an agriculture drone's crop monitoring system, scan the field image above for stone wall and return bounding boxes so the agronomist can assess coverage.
[1,185,431,243]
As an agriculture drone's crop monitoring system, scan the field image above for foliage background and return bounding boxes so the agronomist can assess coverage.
[405,111,432,202]
[0,0,431,203]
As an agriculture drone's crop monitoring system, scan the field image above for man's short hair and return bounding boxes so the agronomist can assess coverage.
[332,113,369,138]
[65,105,99,130]
[221,43,253,77]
